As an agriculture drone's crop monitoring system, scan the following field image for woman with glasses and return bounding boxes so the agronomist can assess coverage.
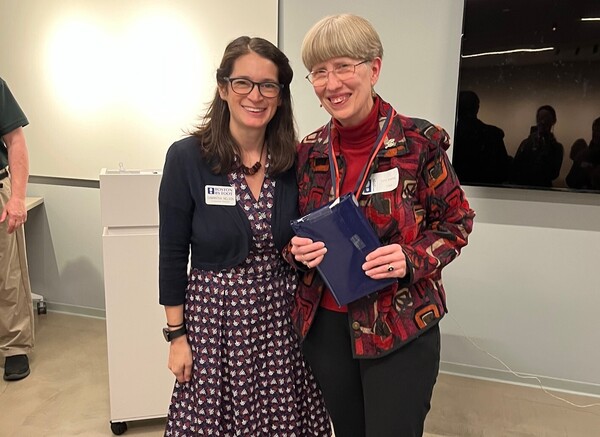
[289,14,475,437]
[159,36,330,436]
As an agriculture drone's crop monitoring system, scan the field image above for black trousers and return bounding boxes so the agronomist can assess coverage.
[302,308,440,437]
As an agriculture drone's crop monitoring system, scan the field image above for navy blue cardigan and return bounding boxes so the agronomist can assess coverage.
[158,136,299,306]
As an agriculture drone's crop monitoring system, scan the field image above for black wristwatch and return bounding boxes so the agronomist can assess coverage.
[162,326,186,342]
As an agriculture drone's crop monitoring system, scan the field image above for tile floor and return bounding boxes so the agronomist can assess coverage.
[1,312,598,436]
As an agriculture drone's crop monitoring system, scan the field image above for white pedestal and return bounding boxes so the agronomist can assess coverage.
[100,169,173,429]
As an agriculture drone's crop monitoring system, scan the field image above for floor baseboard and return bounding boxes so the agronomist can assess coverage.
[440,361,600,398]
[36,302,106,319]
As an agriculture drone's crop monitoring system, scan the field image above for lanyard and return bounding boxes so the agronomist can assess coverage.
[328,108,395,200]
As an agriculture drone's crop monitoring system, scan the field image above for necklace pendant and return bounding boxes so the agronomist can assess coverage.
[237,140,266,176]
[240,161,261,176]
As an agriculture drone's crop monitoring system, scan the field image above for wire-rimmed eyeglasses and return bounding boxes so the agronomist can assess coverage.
[224,77,283,98]
[305,60,369,86]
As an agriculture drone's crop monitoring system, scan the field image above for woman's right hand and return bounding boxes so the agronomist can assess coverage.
[168,336,193,383]
[290,235,327,269]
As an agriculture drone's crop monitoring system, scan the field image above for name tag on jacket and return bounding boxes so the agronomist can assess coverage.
[362,168,399,195]
[205,185,236,206]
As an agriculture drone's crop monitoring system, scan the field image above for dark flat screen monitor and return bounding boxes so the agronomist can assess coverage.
[454,0,600,193]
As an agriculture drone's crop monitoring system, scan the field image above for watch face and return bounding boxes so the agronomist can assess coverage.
[162,327,170,342]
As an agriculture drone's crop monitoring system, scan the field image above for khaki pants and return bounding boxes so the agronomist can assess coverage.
[0,175,34,357]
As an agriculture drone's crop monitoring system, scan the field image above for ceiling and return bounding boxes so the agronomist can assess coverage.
[462,0,600,59]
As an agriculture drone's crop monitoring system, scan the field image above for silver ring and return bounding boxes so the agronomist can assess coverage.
[387,264,394,272]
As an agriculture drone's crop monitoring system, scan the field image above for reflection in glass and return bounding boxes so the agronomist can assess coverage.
[454,0,600,192]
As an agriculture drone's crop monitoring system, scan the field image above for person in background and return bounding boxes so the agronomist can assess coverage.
[453,90,511,185]
[158,36,330,436]
[569,138,588,162]
[566,117,600,190]
[511,105,564,187]
[289,14,475,437]
[0,77,34,381]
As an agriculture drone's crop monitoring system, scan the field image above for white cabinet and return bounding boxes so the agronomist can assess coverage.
[100,169,173,433]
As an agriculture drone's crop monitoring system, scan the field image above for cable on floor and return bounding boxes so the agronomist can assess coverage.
[448,313,600,409]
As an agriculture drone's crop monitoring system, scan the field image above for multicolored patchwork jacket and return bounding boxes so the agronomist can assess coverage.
[291,97,475,358]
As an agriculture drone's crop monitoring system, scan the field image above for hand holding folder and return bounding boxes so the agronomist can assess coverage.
[291,193,395,306]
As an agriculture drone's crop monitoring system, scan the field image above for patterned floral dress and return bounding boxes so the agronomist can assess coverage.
[164,165,331,436]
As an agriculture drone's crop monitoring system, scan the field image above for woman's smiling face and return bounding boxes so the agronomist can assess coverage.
[218,51,280,138]
[310,56,381,127]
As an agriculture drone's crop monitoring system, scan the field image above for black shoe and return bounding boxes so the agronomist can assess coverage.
[4,354,30,381]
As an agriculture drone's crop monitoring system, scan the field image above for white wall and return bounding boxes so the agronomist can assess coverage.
[443,186,600,395]
[2,0,278,180]
[25,182,105,316]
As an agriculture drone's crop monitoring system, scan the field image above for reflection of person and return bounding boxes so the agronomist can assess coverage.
[453,90,510,184]
[159,37,330,435]
[566,117,600,190]
[289,14,475,437]
[0,77,34,382]
[569,138,588,161]
[511,105,564,187]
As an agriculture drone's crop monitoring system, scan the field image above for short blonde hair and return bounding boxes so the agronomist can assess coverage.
[301,14,383,72]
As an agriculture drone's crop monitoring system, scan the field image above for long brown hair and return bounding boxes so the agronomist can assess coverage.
[192,36,296,176]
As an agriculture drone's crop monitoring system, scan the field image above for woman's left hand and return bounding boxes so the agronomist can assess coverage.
[362,243,407,279]
[290,235,327,269]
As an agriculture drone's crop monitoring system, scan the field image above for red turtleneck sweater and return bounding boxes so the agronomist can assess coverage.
[321,97,380,312]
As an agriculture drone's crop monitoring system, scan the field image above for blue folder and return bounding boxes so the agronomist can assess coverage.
[291,193,396,306]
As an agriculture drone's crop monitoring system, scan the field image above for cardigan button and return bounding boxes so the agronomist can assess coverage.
[351,321,361,330]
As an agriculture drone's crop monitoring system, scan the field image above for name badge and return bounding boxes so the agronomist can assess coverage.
[205,185,236,206]
[362,168,399,195]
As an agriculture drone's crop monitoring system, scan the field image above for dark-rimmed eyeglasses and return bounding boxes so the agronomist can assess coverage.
[305,60,369,87]
[224,77,283,98]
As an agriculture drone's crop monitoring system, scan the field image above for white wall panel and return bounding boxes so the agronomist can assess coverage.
[1,0,278,180]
